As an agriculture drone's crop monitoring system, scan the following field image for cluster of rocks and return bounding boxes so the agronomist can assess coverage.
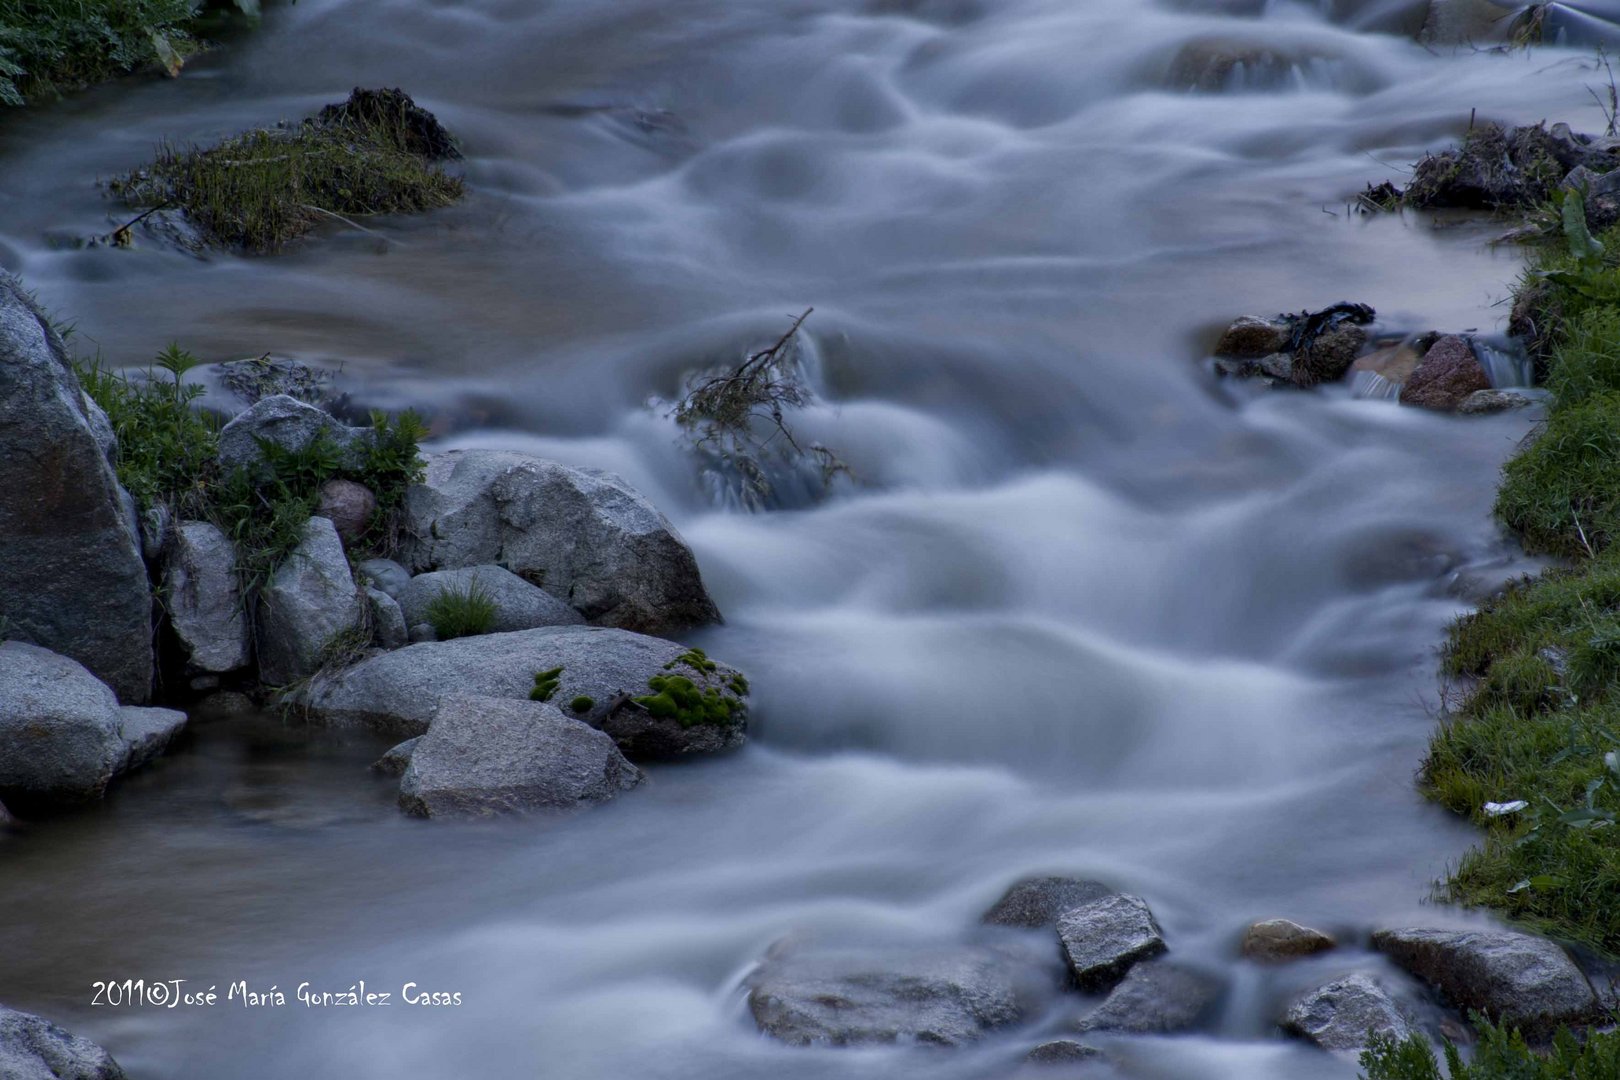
[1212,307,1540,414]
[745,873,1610,1066]
[1390,121,1620,220]
[0,271,747,825]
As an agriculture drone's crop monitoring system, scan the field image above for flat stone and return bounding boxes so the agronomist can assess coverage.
[1372,927,1601,1038]
[1282,972,1416,1052]
[1025,1039,1104,1065]
[1056,894,1167,992]
[1242,918,1337,962]
[981,876,1116,929]
[398,695,642,818]
[1457,389,1540,415]
[1075,960,1223,1034]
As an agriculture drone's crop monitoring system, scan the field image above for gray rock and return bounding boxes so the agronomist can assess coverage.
[397,695,642,818]
[357,558,411,599]
[0,796,13,826]
[303,625,749,758]
[399,449,721,635]
[0,273,152,703]
[217,394,368,476]
[982,876,1116,929]
[1371,927,1601,1038]
[397,565,584,636]
[1242,918,1336,962]
[1282,973,1416,1052]
[0,1003,126,1080]
[747,943,1045,1047]
[0,642,130,804]
[1025,1040,1103,1065]
[1458,388,1541,415]
[116,706,187,773]
[1420,0,1515,44]
[139,503,171,564]
[1214,316,1292,359]
[1076,960,1223,1035]
[213,356,331,406]
[1257,351,1294,381]
[194,691,255,717]
[408,622,437,643]
[256,517,363,687]
[370,737,419,777]
[1057,894,1167,992]
[162,521,249,675]
[366,588,408,650]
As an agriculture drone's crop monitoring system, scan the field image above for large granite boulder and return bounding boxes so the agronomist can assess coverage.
[981,876,1116,929]
[216,394,368,476]
[0,642,185,805]
[0,1003,126,1080]
[1282,973,1417,1052]
[1371,927,1601,1038]
[1057,894,1168,991]
[399,450,721,635]
[397,695,642,818]
[396,565,584,635]
[0,274,152,702]
[256,517,363,686]
[746,942,1049,1047]
[162,521,249,675]
[303,625,749,758]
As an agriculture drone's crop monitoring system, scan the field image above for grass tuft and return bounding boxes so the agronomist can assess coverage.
[424,580,496,642]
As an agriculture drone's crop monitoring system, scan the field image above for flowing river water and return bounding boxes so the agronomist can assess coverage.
[0,1,1604,1076]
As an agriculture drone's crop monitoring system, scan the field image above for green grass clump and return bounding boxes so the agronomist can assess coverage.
[0,0,200,106]
[632,673,741,729]
[529,666,562,703]
[114,93,463,253]
[424,579,497,642]
[1361,1019,1620,1079]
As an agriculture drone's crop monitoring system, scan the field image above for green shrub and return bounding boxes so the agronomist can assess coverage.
[0,0,198,106]
[113,100,463,253]
[1361,1019,1620,1079]
[424,580,496,641]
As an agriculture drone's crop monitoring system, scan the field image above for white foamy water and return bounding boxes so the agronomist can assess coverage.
[0,0,1590,1076]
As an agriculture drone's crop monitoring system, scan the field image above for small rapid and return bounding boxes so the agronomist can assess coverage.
[0,1,1595,1076]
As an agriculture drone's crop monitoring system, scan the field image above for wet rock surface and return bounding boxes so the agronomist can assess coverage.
[1056,893,1168,992]
[1242,918,1336,961]
[982,876,1117,929]
[1074,960,1223,1035]
[1398,335,1491,412]
[1282,972,1417,1052]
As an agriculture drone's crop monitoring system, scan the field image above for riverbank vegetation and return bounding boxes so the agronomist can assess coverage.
[112,88,463,252]
[1424,194,1620,954]
[0,0,257,107]
[1362,1018,1620,1079]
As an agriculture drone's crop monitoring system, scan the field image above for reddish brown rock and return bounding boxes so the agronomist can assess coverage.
[315,478,378,546]
[1399,336,1490,411]
[1214,316,1292,359]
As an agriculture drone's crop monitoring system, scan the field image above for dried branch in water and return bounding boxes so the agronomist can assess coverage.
[670,308,848,502]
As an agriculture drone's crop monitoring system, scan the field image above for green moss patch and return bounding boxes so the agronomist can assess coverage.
[568,695,593,714]
[530,666,562,703]
[633,673,742,729]
[113,87,463,253]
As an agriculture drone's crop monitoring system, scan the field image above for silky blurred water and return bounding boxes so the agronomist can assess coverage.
[0,1,1596,1076]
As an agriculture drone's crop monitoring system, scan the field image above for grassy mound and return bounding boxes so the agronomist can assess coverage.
[1425,209,1620,953]
[113,87,463,253]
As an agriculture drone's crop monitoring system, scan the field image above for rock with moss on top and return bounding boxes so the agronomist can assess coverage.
[301,625,747,758]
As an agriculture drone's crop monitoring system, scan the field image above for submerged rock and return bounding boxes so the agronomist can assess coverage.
[0,1002,126,1080]
[162,521,250,676]
[213,355,333,406]
[256,517,364,687]
[397,565,584,635]
[0,642,183,805]
[400,449,721,636]
[1371,927,1601,1038]
[982,876,1116,929]
[1025,1039,1104,1065]
[0,273,152,703]
[746,942,1047,1047]
[398,695,641,818]
[1075,960,1223,1034]
[1214,316,1292,359]
[1399,336,1491,411]
[1056,893,1168,992]
[1282,972,1416,1052]
[303,625,748,758]
[1242,918,1337,962]
[1457,388,1540,415]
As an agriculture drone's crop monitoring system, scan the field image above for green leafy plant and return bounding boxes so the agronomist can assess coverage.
[0,0,202,106]
[1361,1017,1620,1079]
[424,580,496,641]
